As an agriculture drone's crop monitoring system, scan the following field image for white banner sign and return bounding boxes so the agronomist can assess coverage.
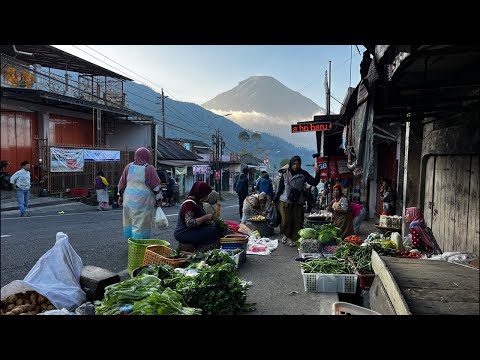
[50,148,84,172]
[193,165,210,175]
[83,149,120,162]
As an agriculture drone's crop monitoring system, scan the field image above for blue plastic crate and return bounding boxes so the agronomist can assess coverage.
[220,243,247,263]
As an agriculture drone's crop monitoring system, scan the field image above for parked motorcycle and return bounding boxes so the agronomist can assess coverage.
[0,160,13,191]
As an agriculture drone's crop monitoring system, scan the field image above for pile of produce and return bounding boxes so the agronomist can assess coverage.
[334,242,361,259]
[351,242,395,274]
[207,218,230,236]
[343,235,363,246]
[248,215,266,221]
[1,291,55,315]
[131,287,201,315]
[97,249,254,316]
[297,225,342,251]
[174,262,254,315]
[300,258,354,274]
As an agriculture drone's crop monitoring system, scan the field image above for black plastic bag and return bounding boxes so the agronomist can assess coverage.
[266,204,281,228]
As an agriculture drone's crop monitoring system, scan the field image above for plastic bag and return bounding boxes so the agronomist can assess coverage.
[1,232,85,311]
[154,207,168,229]
[265,204,281,228]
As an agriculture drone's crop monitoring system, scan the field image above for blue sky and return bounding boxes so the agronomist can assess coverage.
[53,45,364,112]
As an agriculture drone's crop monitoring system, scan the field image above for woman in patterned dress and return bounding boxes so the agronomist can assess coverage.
[405,207,434,253]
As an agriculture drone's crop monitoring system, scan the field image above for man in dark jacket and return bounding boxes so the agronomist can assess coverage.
[235,167,249,219]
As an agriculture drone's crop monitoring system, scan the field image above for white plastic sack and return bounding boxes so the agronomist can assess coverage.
[154,207,168,229]
[1,232,85,311]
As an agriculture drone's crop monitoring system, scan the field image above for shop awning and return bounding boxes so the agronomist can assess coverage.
[157,159,205,167]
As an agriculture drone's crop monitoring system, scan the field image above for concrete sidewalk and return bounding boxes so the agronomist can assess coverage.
[1,191,80,212]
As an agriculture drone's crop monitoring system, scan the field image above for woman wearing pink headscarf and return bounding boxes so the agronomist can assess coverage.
[118,147,162,240]
[405,207,434,253]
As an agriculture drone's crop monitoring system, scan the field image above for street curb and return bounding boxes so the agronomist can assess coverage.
[1,198,75,212]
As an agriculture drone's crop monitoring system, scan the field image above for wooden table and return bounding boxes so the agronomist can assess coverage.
[370,251,480,315]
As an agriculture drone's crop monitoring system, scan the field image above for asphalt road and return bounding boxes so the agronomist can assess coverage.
[0,198,242,288]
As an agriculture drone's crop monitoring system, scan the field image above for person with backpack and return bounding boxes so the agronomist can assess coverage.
[235,167,249,219]
[256,172,274,203]
[273,156,321,247]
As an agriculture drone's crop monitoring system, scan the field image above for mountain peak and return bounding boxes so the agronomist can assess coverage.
[202,75,325,118]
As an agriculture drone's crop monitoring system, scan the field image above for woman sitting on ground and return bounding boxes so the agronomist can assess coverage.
[327,184,354,240]
[174,181,222,252]
[241,192,268,224]
[405,207,437,254]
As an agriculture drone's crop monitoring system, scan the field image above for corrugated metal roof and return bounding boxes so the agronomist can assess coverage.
[156,138,199,161]
[239,154,263,165]
[0,45,131,80]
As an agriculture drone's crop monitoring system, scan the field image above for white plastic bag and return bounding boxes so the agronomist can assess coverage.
[154,207,168,229]
[1,232,85,311]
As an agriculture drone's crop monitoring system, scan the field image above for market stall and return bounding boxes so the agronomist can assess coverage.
[370,250,480,315]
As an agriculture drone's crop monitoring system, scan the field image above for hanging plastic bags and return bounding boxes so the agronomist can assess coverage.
[154,207,169,229]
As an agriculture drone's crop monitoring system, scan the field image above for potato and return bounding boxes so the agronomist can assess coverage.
[11,304,33,315]
[4,311,14,315]
[30,293,38,305]
[46,305,55,310]
[5,295,17,304]
[34,305,40,313]
[37,295,47,304]
[6,304,15,311]
[15,298,24,306]
[40,303,49,311]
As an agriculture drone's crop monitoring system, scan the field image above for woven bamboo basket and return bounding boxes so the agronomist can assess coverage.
[143,245,189,268]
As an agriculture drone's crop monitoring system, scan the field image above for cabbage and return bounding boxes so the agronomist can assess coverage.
[298,228,317,239]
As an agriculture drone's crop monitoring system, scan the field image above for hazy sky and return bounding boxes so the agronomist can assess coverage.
[53,45,364,112]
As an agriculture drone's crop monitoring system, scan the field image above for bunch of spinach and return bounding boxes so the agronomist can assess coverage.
[175,263,255,315]
[131,287,201,315]
[95,275,162,315]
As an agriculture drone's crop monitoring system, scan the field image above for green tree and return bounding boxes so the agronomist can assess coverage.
[238,131,250,142]
[280,158,290,167]
[251,132,262,142]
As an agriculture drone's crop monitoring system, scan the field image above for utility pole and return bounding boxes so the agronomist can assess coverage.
[161,88,165,138]
[210,128,225,193]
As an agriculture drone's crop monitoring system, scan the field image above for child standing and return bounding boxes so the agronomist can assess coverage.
[95,171,109,211]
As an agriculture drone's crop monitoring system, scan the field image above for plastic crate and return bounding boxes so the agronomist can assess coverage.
[301,269,357,293]
[332,302,381,315]
[127,238,170,275]
[219,249,244,269]
[355,272,375,289]
[220,243,247,263]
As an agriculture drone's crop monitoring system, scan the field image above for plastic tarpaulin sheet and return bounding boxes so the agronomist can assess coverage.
[83,149,120,162]
[50,147,84,172]
[1,232,85,311]
[350,98,375,183]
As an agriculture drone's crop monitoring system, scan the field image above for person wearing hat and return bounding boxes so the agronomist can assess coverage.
[10,160,31,217]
